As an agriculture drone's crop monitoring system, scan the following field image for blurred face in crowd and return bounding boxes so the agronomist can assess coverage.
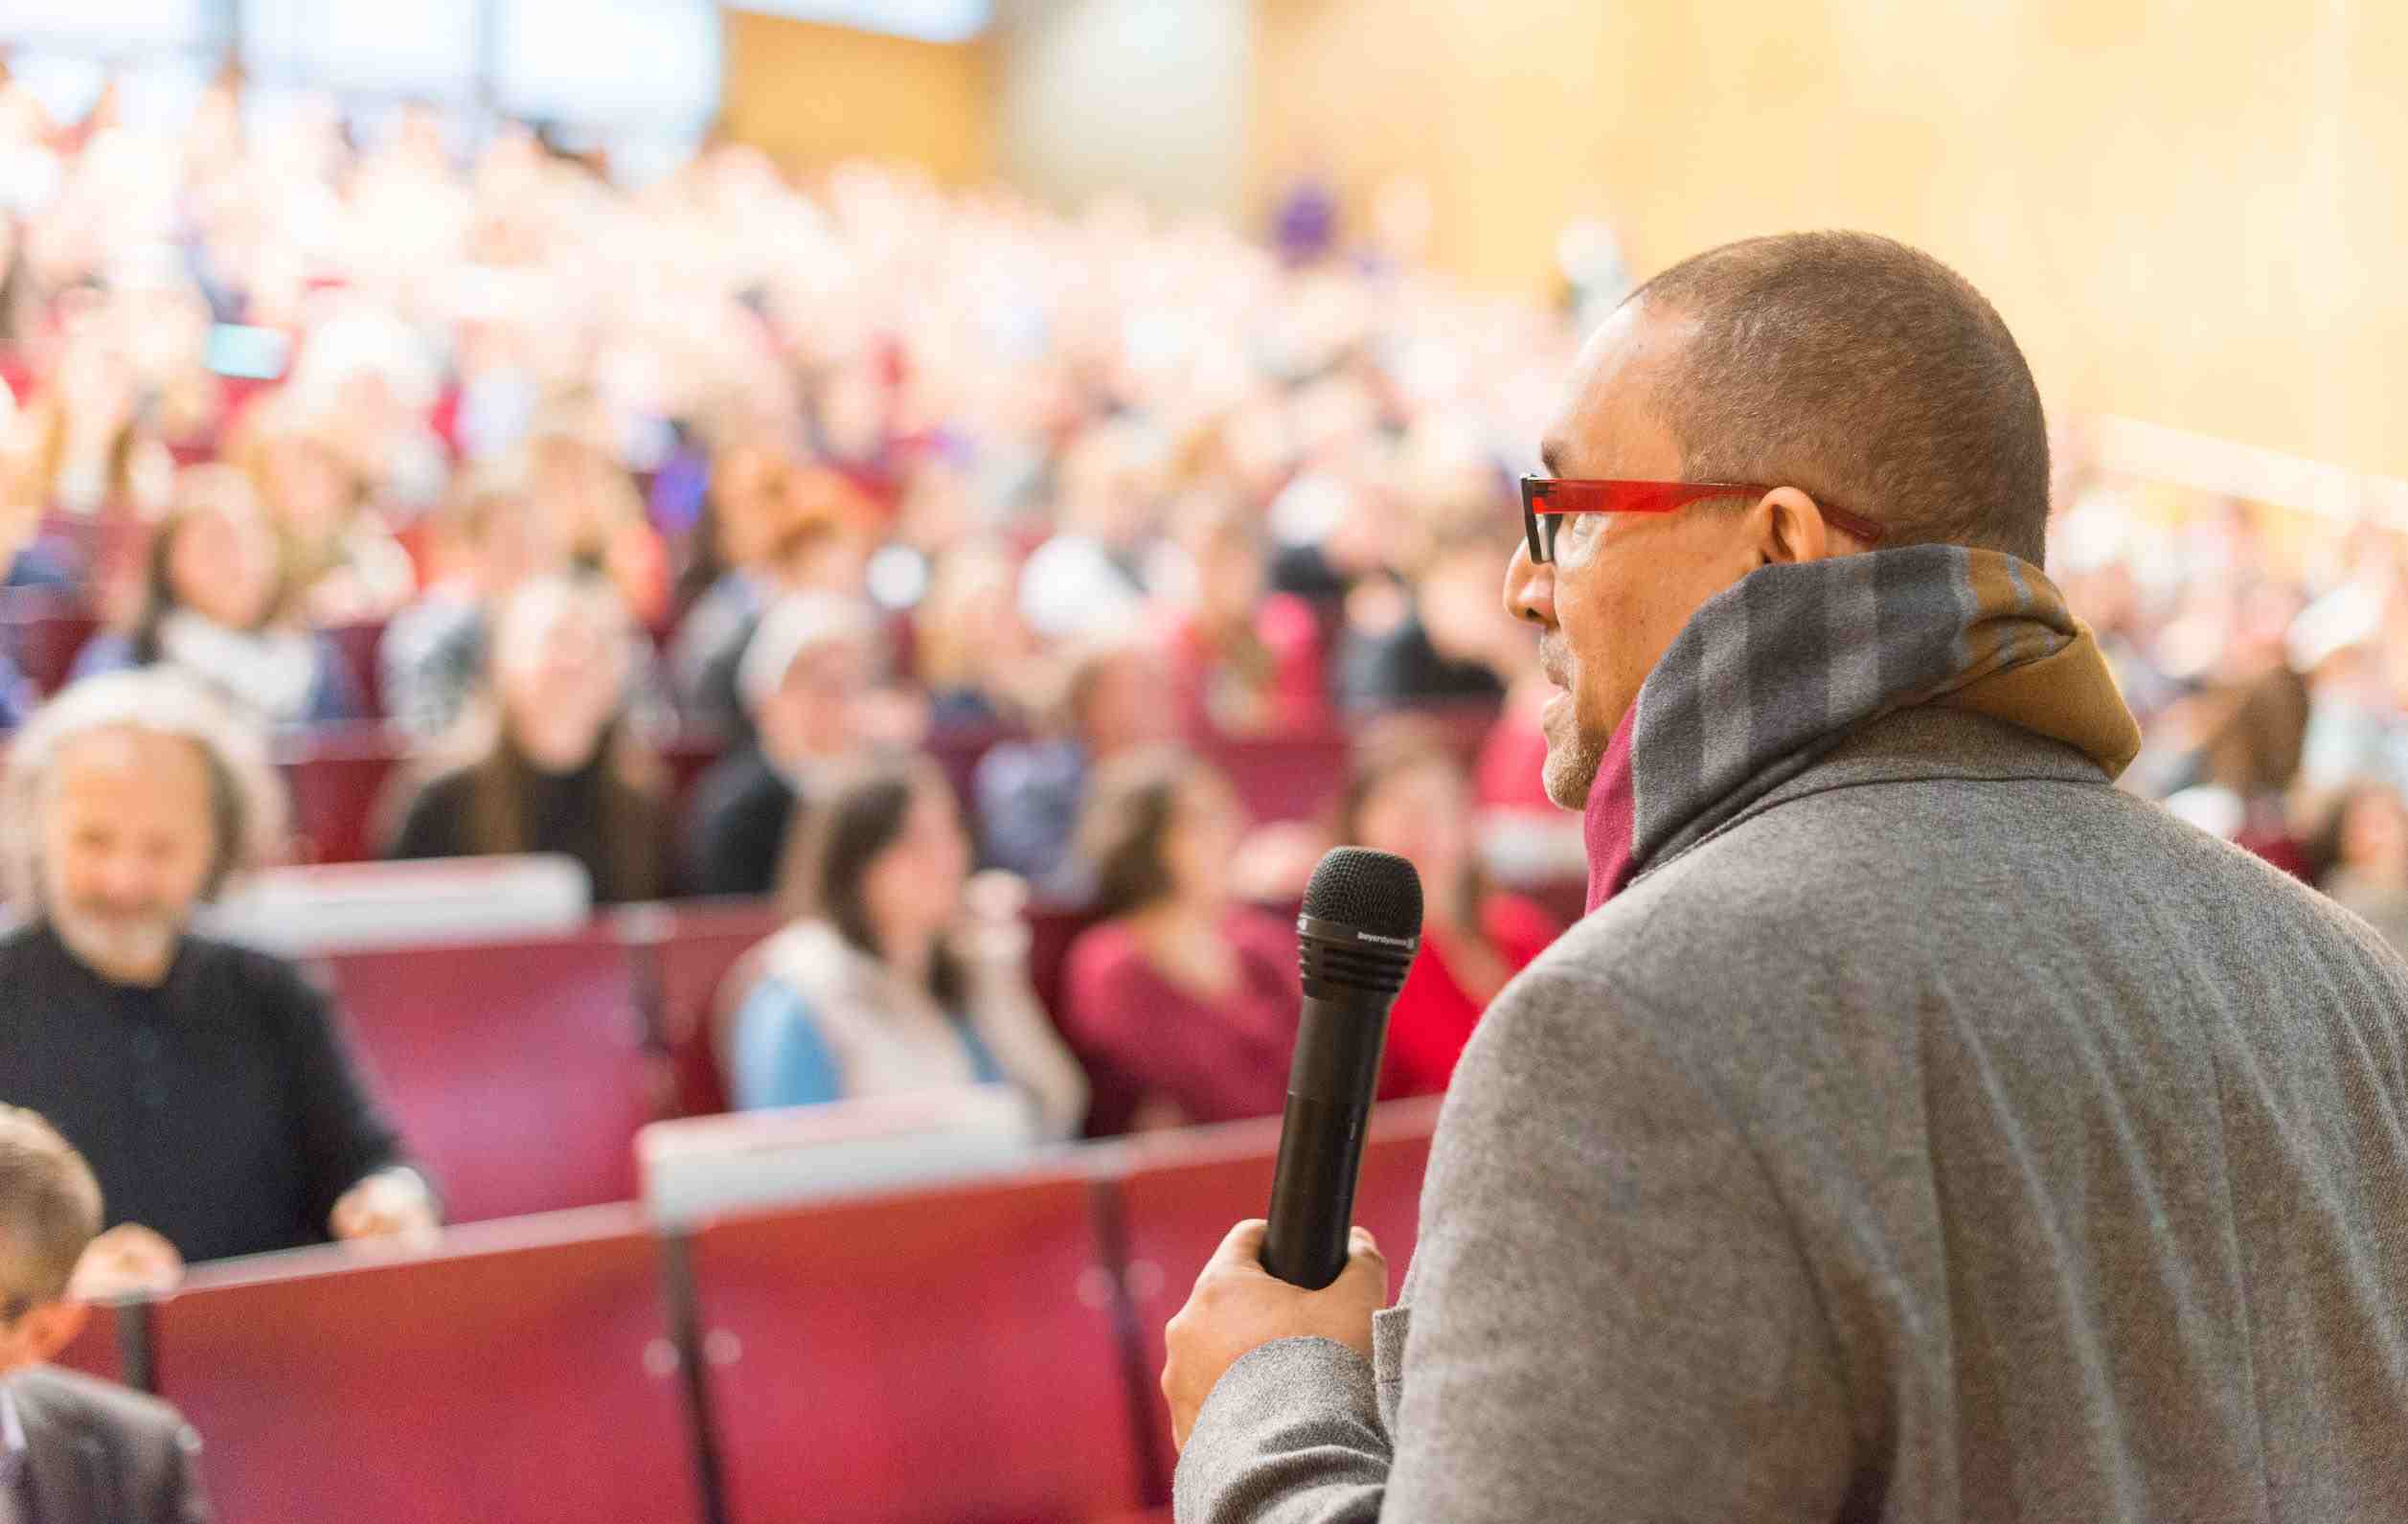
[1079,649,1174,759]
[40,726,218,986]
[1189,515,1267,626]
[464,491,557,599]
[259,431,355,547]
[1507,301,1793,809]
[494,580,632,772]
[168,492,282,632]
[1161,768,1244,910]
[1421,539,1526,673]
[2341,787,2408,878]
[757,635,871,772]
[863,774,973,946]
[1354,755,1474,917]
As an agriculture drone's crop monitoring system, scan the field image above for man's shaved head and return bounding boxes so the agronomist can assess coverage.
[1628,231,2051,566]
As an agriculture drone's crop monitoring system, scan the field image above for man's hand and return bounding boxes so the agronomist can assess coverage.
[329,1168,440,1247]
[72,1223,185,1299]
[1162,1218,1388,1451]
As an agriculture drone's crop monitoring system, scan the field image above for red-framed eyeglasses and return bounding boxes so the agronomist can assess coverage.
[1519,476,1887,565]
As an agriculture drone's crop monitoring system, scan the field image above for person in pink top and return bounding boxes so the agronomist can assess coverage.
[1060,748,1301,1135]
[1334,719,1561,1099]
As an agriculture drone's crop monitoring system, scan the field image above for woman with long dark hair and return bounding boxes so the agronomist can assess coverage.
[716,755,1087,1136]
[1059,747,1300,1135]
[381,571,669,903]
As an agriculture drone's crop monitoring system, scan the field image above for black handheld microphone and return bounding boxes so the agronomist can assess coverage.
[1261,848,1423,1289]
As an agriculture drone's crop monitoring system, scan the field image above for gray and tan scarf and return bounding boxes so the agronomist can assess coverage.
[1583,544,2143,912]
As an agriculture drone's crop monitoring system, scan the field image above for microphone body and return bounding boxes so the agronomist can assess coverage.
[1262,854,1422,1289]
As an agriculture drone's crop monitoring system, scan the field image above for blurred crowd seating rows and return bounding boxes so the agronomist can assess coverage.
[53,1096,1442,1524]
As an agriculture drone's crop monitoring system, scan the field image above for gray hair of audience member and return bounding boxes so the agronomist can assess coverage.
[0,668,291,908]
[0,1104,103,1311]
[736,591,879,716]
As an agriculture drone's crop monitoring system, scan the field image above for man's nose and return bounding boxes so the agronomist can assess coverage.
[95,851,152,905]
[1504,541,1556,628]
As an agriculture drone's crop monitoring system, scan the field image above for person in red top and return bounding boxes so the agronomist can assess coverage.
[1158,497,1328,737]
[1336,718,1562,1098]
[1059,747,1302,1135]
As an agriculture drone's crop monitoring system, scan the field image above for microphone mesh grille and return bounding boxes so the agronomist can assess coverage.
[1302,847,1423,941]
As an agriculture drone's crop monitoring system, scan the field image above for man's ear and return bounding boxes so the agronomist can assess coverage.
[1756,487,1836,565]
[16,1298,91,1366]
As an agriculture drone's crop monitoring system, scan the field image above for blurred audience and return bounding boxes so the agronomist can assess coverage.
[975,638,1175,899]
[670,459,877,739]
[0,671,435,1266]
[1060,748,1299,1136]
[70,467,365,726]
[377,453,554,742]
[1331,721,1560,1099]
[682,592,877,898]
[2313,782,2408,952]
[719,755,1086,1136]
[1156,498,1327,737]
[383,573,670,903]
[0,1104,215,1524]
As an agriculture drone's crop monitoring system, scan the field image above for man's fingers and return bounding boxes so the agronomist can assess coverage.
[1203,1218,1270,1274]
[1329,1227,1390,1302]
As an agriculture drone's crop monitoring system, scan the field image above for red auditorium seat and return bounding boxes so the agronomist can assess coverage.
[1196,729,1353,823]
[661,732,726,818]
[1109,1097,1443,1501]
[686,1169,1146,1524]
[49,1298,125,1385]
[621,898,786,1118]
[277,724,406,865]
[926,721,1013,814]
[1026,903,1100,1033]
[0,595,99,695]
[316,927,659,1222]
[323,620,387,718]
[148,1206,697,1524]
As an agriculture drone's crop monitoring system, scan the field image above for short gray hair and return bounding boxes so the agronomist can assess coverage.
[0,669,290,907]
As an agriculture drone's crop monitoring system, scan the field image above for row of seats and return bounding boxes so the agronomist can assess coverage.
[308,898,1177,1224]
[55,1100,1443,1524]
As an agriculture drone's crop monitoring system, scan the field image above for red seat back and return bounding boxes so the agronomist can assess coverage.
[318,928,657,1222]
[661,733,724,820]
[323,621,387,718]
[925,722,1013,816]
[279,726,406,866]
[625,899,786,1118]
[0,597,99,696]
[1196,730,1352,824]
[49,1298,125,1385]
[148,1207,695,1524]
[1110,1098,1441,1500]
[687,1170,1144,1524]
[1026,904,1099,1034]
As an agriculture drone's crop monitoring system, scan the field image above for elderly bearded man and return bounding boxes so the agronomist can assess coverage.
[1164,233,2408,1522]
[0,671,436,1279]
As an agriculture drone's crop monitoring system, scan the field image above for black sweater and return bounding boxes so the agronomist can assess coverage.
[0,924,408,1263]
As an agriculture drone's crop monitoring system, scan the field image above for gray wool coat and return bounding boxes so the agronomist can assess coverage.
[1176,707,2408,1523]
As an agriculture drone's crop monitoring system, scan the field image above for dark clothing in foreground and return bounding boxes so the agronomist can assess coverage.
[0,924,407,1264]
[5,1368,214,1524]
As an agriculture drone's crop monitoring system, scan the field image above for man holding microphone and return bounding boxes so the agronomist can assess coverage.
[1163,233,2408,1519]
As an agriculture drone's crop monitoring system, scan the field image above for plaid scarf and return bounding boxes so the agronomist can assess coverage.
[1583,544,2143,913]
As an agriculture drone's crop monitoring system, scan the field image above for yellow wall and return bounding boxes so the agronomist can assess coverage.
[1250,0,2408,480]
[719,11,993,184]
